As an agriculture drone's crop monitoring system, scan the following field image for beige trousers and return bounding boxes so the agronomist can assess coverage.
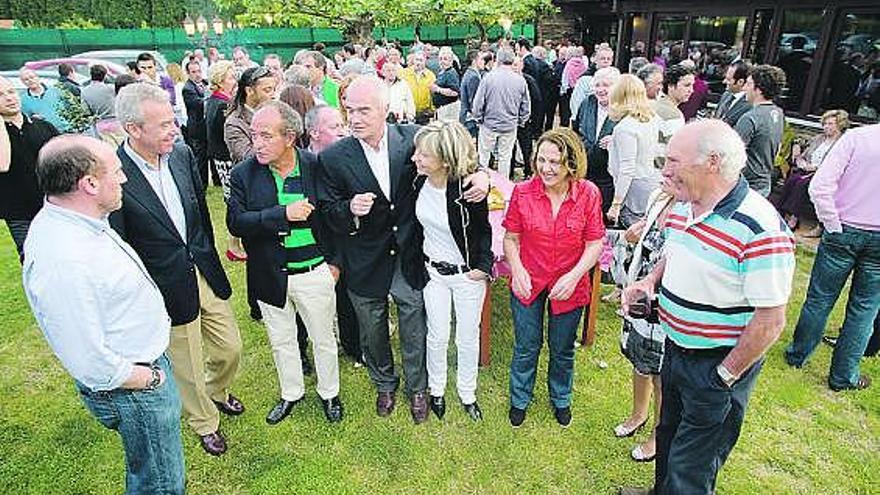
[167,269,242,435]
[258,263,340,401]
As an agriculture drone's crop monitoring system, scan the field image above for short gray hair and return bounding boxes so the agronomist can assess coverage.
[304,104,330,132]
[496,48,515,65]
[255,100,303,137]
[628,56,649,74]
[115,83,169,126]
[636,63,664,85]
[592,67,621,88]
[693,120,747,181]
[284,64,312,87]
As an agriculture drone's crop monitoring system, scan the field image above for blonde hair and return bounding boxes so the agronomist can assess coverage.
[609,73,654,123]
[166,63,185,84]
[532,127,588,180]
[414,120,478,180]
[208,60,235,91]
[821,109,850,133]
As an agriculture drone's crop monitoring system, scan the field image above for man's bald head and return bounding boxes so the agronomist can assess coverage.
[0,76,21,117]
[664,120,746,203]
[38,135,117,195]
[344,76,390,145]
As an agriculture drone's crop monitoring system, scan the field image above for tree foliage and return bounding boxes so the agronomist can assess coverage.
[1,0,189,28]
[215,0,554,43]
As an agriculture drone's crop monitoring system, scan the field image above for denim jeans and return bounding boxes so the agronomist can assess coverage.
[76,355,185,494]
[509,291,584,410]
[655,343,763,495]
[785,225,880,389]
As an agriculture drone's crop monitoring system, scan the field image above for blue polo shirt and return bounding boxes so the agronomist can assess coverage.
[20,84,70,133]
[658,177,796,349]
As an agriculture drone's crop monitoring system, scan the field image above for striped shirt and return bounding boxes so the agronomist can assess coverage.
[273,168,324,270]
[659,177,795,349]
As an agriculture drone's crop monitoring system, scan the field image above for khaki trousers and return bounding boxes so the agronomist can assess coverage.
[167,269,242,435]
[258,263,340,401]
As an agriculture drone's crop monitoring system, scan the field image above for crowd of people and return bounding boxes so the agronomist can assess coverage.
[0,35,878,495]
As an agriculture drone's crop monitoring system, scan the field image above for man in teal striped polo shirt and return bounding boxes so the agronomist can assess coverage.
[619,120,795,495]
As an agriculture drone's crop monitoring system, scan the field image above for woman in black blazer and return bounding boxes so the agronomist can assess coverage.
[412,120,493,422]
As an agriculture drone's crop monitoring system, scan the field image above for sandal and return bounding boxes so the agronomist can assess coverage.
[631,444,656,462]
[613,417,648,438]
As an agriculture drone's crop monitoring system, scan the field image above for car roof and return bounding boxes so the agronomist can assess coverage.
[74,50,168,68]
[24,58,128,75]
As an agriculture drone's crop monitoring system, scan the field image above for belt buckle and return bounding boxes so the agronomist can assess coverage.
[435,261,456,276]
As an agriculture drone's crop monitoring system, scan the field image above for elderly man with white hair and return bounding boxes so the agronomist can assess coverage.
[619,120,795,495]
[569,44,615,118]
[573,66,621,215]
[109,83,244,457]
[318,76,489,424]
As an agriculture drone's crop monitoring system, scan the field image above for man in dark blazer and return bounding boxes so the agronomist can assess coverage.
[109,83,243,457]
[182,58,210,187]
[714,61,752,127]
[318,76,489,424]
[573,69,619,217]
[227,101,343,426]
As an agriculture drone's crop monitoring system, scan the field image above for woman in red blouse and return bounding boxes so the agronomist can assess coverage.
[502,128,605,428]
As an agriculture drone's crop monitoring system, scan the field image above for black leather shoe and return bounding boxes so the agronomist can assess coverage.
[430,395,446,419]
[376,391,396,417]
[554,406,572,428]
[199,430,227,456]
[213,394,245,416]
[321,396,344,423]
[509,406,526,428]
[462,401,482,422]
[266,398,300,425]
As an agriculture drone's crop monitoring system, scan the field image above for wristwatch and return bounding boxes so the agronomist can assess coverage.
[716,364,737,388]
[144,366,162,390]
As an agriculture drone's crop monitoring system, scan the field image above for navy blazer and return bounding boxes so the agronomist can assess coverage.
[574,94,616,185]
[226,150,338,309]
[317,124,427,298]
[110,142,232,326]
[715,91,752,127]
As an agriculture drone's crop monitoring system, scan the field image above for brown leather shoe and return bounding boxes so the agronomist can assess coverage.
[199,430,227,456]
[376,391,396,417]
[410,392,428,424]
[213,394,245,416]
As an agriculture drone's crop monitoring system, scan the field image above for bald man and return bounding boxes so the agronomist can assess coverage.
[23,135,185,494]
[0,75,58,261]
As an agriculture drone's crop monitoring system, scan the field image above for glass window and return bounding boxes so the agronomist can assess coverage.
[746,9,774,64]
[688,16,748,95]
[819,11,880,122]
[774,10,824,111]
[630,14,650,59]
[653,15,687,67]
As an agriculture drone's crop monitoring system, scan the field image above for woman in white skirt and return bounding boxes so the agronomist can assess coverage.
[412,120,493,422]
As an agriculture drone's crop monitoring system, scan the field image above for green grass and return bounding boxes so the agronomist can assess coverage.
[1,187,878,494]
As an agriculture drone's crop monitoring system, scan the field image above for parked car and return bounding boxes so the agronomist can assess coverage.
[24,58,128,83]
[73,50,168,73]
[779,32,819,55]
[0,69,69,98]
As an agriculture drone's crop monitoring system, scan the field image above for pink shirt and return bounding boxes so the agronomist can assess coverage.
[809,124,880,233]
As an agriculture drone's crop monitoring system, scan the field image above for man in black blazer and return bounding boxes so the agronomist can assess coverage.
[714,61,752,127]
[227,101,343,425]
[573,69,619,217]
[109,83,243,457]
[182,59,210,187]
[318,76,489,424]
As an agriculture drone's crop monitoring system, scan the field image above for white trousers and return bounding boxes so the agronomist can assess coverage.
[478,126,517,180]
[423,265,487,404]
[258,264,340,401]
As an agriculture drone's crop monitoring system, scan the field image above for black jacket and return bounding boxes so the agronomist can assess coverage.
[205,94,231,161]
[574,94,616,186]
[317,124,427,297]
[110,143,232,326]
[226,151,338,309]
[182,79,207,140]
[413,176,493,275]
[714,91,752,128]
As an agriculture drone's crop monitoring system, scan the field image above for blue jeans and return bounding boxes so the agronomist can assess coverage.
[509,291,584,410]
[785,225,880,389]
[77,355,186,494]
[655,342,763,495]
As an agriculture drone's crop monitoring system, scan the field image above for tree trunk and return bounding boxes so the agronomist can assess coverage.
[342,15,374,44]
[476,21,486,42]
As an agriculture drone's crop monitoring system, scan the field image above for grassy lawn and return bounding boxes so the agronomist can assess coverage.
[0,187,877,494]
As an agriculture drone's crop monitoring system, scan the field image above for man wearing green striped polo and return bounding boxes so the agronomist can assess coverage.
[227,100,343,424]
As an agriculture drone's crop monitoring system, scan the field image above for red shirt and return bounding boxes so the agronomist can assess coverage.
[503,177,605,315]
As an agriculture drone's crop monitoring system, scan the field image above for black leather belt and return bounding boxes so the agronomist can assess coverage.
[424,256,468,276]
[666,338,733,358]
[285,261,325,275]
